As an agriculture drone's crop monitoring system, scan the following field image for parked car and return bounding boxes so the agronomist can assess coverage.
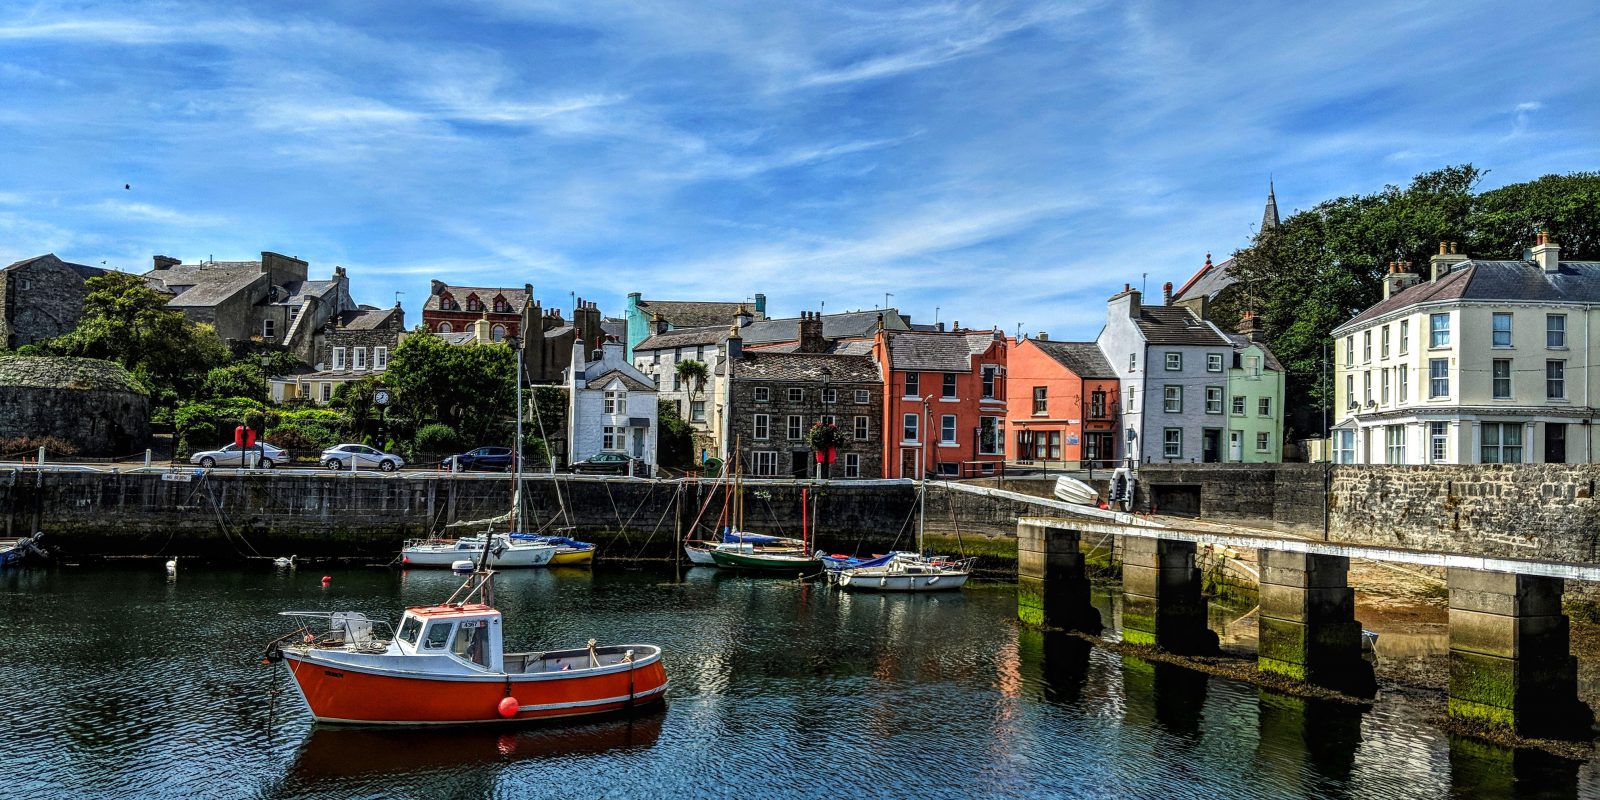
[191,443,288,469]
[321,444,405,472]
[444,446,515,472]
[569,452,646,475]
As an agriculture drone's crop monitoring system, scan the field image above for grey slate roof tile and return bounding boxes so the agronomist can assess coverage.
[1134,305,1232,346]
[731,352,881,383]
[1031,340,1116,378]
[1337,260,1600,332]
[885,331,998,372]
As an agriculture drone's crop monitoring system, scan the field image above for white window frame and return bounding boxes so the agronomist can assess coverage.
[1492,313,1513,348]
[787,415,803,440]
[353,347,367,371]
[1164,352,1181,371]
[1481,422,1523,464]
[1429,422,1448,463]
[332,347,346,371]
[604,389,627,415]
[904,373,919,398]
[902,414,919,443]
[1548,314,1567,349]
[1430,313,1450,348]
[854,389,870,404]
[373,346,388,371]
[753,387,770,403]
[1258,397,1272,417]
[1429,358,1449,398]
[753,414,770,440]
[1206,353,1223,372]
[753,451,778,476]
[1492,359,1512,399]
[788,387,804,403]
[1255,431,1270,453]
[1163,428,1182,459]
[823,388,838,404]
[1399,320,1409,354]
[854,416,869,440]
[1547,359,1566,400]
[981,365,998,399]
[942,373,957,398]
[844,453,860,478]
[1230,395,1245,416]
[1163,385,1181,413]
[940,415,957,445]
[690,400,706,422]
[1205,386,1223,414]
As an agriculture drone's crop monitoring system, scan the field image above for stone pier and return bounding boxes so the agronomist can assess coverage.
[1120,538,1218,654]
[1016,522,1101,632]
[1447,568,1592,738]
[1256,551,1375,695]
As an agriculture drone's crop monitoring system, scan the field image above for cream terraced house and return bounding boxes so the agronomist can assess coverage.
[1331,236,1600,464]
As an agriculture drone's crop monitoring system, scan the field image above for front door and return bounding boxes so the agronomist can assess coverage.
[1546,423,1567,464]
[901,448,920,479]
[1229,431,1243,461]
[791,450,810,478]
[1202,429,1220,463]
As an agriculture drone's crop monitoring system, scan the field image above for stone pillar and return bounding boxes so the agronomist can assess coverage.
[1447,568,1592,739]
[1120,537,1218,654]
[1257,550,1375,695]
[1016,522,1102,632]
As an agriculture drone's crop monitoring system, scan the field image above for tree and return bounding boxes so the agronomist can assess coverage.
[675,359,709,406]
[199,363,269,403]
[44,272,229,407]
[656,398,695,471]
[386,327,515,446]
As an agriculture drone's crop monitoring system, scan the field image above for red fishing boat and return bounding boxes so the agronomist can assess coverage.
[263,570,668,726]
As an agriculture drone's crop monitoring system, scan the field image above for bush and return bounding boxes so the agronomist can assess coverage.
[265,424,337,452]
[415,423,461,455]
[173,397,264,455]
[0,435,80,458]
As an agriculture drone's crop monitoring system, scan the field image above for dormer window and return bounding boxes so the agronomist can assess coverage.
[466,295,483,312]
[493,297,511,313]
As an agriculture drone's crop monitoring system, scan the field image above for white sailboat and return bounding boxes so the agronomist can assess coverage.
[836,483,972,592]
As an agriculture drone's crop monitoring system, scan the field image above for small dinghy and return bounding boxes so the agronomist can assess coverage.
[1053,476,1098,506]
[0,533,43,567]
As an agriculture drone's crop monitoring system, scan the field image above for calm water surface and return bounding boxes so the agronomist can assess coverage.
[2,564,1595,799]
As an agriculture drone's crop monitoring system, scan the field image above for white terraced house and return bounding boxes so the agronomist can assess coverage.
[1331,236,1600,465]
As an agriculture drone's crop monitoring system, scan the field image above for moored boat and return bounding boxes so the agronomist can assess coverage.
[708,547,822,573]
[836,553,973,592]
[1053,476,1099,505]
[265,570,668,726]
[0,533,43,567]
[401,535,558,568]
[510,534,597,566]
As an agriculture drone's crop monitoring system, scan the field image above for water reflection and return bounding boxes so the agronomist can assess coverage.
[265,713,664,798]
[1255,690,1363,799]
[1448,735,1581,799]
[1121,654,1209,741]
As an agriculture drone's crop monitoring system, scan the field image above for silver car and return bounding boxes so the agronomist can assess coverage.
[190,443,287,469]
[320,444,405,472]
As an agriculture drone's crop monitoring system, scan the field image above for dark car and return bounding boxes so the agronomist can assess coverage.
[445,446,515,472]
[569,452,646,475]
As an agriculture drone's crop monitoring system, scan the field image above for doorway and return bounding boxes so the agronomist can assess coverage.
[901,448,920,479]
[1202,429,1220,463]
[1228,431,1243,461]
[1546,423,1567,464]
[790,450,810,478]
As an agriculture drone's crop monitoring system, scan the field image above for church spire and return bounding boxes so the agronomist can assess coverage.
[1261,179,1280,231]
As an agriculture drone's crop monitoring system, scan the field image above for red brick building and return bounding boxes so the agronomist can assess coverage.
[872,329,1008,478]
[422,281,531,342]
[1004,338,1120,469]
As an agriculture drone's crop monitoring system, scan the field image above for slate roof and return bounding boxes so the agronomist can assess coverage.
[883,331,998,372]
[3,254,108,280]
[635,325,726,351]
[636,299,758,329]
[1031,340,1116,379]
[282,279,338,305]
[166,269,263,307]
[1222,333,1284,372]
[1334,260,1600,333]
[754,339,876,355]
[601,318,626,341]
[335,306,402,330]
[740,309,906,344]
[423,284,531,313]
[1134,305,1232,346]
[730,352,881,383]
[1171,256,1236,303]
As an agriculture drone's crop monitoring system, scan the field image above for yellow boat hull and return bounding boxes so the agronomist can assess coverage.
[550,549,595,566]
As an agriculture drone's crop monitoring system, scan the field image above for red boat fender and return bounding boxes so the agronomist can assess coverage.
[321,576,332,585]
[497,697,520,718]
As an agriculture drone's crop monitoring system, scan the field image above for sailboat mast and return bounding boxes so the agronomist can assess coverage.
[917,475,925,555]
[513,337,524,532]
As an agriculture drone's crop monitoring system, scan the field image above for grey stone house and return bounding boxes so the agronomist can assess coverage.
[270,305,406,404]
[721,324,884,479]
[0,355,149,455]
[0,254,108,348]
[141,251,355,362]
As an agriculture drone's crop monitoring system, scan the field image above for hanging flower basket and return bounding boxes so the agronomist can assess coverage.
[807,421,844,452]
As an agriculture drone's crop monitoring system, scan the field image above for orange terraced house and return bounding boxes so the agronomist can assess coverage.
[1005,337,1121,469]
[872,328,1008,478]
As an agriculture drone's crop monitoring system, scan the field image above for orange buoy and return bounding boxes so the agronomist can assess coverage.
[321,576,332,584]
[498,697,520,718]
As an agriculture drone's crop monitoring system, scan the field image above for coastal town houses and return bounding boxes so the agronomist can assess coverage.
[1331,236,1600,465]
[142,252,356,362]
[422,281,529,342]
[872,327,1007,478]
[1098,285,1243,464]
[422,281,603,384]
[268,304,406,404]
[1223,313,1286,462]
[567,338,658,474]
[720,317,884,478]
[632,307,911,460]
[624,292,766,359]
[0,253,107,348]
[1004,336,1120,469]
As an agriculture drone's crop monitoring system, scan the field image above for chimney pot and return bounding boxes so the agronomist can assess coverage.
[1038,331,1048,341]
[1439,242,1448,255]
[1162,281,1173,306]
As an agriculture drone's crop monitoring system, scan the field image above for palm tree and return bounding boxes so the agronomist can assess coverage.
[674,359,709,421]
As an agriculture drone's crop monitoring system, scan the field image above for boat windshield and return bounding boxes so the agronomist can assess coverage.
[398,615,422,645]
[423,622,453,649]
[451,619,490,667]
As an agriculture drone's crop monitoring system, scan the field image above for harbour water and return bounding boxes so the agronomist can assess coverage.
[2,564,1596,799]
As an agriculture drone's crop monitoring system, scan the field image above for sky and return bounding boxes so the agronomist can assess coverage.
[2,1,1597,340]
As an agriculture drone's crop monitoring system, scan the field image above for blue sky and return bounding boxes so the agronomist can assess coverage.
[2,1,1597,340]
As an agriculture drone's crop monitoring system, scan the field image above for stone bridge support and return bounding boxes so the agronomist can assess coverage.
[1120,538,1218,654]
[1257,551,1375,695]
[1447,569,1592,739]
[1016,522,1101,632]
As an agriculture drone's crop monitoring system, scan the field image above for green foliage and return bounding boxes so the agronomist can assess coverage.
[806,420,845,451]
[200,363,269,403]
[656,399,695,470]
[521,432,551,468]
[675,359,709,400]
[330,376,384,441]
[42,272,229,407]
[173,397,264,455]
[1215,166,1600,436]
[264,408,350,452]
[386,328,515,445]
[414,423,462,455]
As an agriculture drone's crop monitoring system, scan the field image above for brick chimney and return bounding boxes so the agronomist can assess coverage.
[1533,231,1561,274]
[1162,281,1173,306]
[1383,261,1422,299]
[798,311,826,353]
[1239,311,1261,343]
[1038,332,1049,341]
[152,255,179,270]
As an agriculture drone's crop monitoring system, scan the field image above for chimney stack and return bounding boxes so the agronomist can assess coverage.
[1239,311,1261,343]
[653,312,668,335]
[430,280,447,296]
[1533,230,1561,274]
[726,319,743,360]
[754,293,767,315]
[798,310,826,353]
[1038,332,1049,341]
[1384,261,1422,299]
[1162,281,1173,306]
[152,255,179,271]
[734,304,753,328]
[1429,242,1467,281]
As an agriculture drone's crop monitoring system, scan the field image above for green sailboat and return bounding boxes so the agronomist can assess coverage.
[707,449,820,574]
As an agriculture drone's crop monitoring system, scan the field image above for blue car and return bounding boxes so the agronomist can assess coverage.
[445,446,515,472]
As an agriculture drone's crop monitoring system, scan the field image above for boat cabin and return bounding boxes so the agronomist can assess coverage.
[392,603,504,672]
